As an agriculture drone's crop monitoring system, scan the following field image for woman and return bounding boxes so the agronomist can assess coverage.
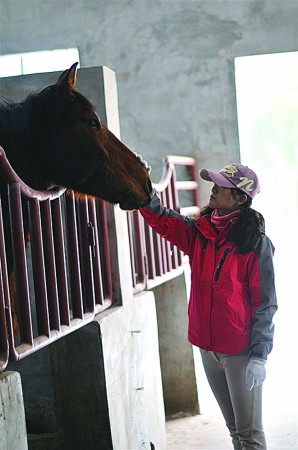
[139,160,277,450]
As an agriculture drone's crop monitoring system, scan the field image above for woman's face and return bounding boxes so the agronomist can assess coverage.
[208,184,243,216]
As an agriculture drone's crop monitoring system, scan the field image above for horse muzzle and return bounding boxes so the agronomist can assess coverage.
[119,193,150,211]
[120,181,152,210]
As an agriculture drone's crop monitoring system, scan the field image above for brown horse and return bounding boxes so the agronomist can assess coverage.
[0,62,151,209]
[0,63,151,336]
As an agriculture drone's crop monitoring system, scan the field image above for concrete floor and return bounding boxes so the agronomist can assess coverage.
[166,411,298,450]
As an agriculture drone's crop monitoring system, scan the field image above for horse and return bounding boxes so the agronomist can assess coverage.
[0,62,151,208]
[0,62,152,336]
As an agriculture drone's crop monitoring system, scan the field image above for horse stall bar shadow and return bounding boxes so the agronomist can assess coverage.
[0,62,152,339]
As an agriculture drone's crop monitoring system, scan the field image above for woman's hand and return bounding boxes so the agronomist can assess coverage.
[246,358,266,390]
[134,152,152,175]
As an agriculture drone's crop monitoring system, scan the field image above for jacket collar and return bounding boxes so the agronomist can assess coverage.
[195,214,238,245]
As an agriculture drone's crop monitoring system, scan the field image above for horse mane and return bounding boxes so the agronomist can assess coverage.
[0,87,59,189]
[0,98,30,142]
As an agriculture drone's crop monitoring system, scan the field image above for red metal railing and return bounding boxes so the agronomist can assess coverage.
[0,148,200,371]
[128,155,200,293]
[0,146,117,370]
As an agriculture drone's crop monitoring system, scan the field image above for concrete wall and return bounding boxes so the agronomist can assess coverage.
[152,270,199,418]
[6,293,166,450]
[49,291,166,450]
[97,291,166,450]
[1,0,297,202]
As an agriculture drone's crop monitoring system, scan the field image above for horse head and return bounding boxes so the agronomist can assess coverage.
[38,63,152,210]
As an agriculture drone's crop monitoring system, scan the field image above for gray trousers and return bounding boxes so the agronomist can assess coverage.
[200,349,267,450]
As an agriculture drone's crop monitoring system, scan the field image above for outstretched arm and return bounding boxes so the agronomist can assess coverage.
[140,189,197,256]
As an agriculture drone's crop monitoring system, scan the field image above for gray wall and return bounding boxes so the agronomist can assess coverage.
[1,0,297,202]
[152,271,199,417]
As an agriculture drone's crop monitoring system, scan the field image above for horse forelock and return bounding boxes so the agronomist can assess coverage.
[71,90,95,113]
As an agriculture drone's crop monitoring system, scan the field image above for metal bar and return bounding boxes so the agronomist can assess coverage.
[167,179,179,269]
[166,155,197,166]
[40,199,60,331]
[160,190,168,274]
[170,168,182,267]
[133,211,146,286]
[0,195,14,366]
[165,185,173,272]
[13,313,95,360]
[0,251,9,371]
[0,146,66,201]
[77,197,95,314]
[88,198,104,306]
[8,183,33,346]
[94,298,113,315]
[167,155,199,207]
[28,198,50,337]
[190,163,200,206]
[176,180,199,191]
[144,222,156,280]
[51,197,71,326]
[66,192,83,319]
[152,223,163,277]
[127,213,137,288]
[95,200,113,300]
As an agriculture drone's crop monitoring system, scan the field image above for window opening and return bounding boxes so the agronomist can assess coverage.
[0,48,80,78]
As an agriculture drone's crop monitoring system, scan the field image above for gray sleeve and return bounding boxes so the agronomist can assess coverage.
[250,236,278,360]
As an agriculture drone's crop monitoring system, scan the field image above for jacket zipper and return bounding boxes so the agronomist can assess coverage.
[214,248,232,281]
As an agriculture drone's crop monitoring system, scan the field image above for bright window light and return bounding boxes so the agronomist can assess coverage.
[235,51,298,420]
[235,51,298,217]
[0,54,23,77]
[0,48,80,78]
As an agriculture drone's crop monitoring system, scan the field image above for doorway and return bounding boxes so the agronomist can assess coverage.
[193,51,298,446]
[235,51,298,434]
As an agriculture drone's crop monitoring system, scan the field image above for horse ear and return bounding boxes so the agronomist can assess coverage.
[56,62,78,91]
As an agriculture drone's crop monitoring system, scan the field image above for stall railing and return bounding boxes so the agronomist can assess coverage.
[128,155,200,293]
[0,146,117,369]
[0,147,200,371]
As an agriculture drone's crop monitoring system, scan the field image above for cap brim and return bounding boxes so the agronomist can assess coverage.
[200,169,236,188]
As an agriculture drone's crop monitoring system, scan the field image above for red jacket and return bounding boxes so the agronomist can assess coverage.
[140,191,277,359]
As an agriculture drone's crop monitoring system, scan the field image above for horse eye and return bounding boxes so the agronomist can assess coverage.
[87,118,100,129]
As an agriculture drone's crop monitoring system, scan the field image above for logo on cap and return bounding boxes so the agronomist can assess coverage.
[236,177,254,193]
[220,164,255,194]
[220,164,238,178]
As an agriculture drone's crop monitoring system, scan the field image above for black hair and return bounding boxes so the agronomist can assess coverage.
[200,188,264,254]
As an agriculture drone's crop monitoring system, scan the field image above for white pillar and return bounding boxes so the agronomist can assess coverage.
[0,371,28,450]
